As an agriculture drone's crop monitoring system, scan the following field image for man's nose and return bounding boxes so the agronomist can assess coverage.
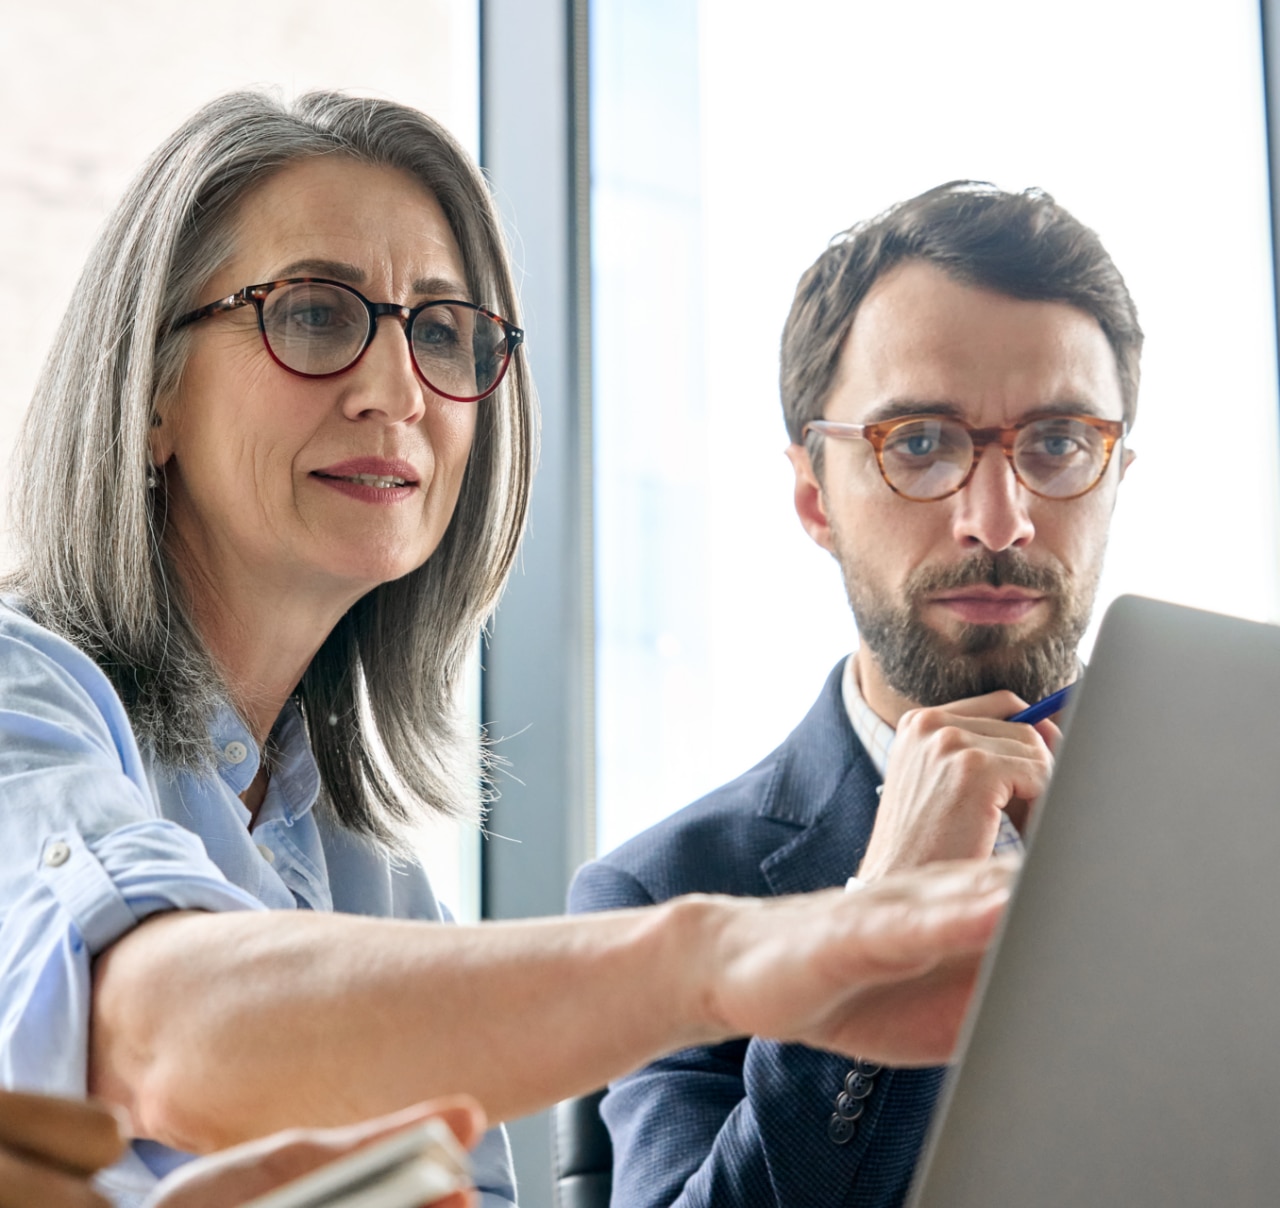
[949,444,1035,552]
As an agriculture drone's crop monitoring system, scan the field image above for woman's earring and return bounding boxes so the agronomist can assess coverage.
[148,414,162,488]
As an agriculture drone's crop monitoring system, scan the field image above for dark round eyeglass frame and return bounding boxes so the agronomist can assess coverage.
[169,277,525,403]
[803,413,1128,502]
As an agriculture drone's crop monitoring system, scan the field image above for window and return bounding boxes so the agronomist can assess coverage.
[592,0,1279,853]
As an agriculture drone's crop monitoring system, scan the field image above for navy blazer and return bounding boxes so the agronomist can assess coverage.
[568,661,945,1208]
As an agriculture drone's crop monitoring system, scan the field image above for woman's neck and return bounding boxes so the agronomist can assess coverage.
[174,555,359,748]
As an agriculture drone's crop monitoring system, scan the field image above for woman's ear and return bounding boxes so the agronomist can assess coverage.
[148,400,174,468]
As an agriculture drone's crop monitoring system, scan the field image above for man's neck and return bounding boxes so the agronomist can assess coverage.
[853,646,920,728]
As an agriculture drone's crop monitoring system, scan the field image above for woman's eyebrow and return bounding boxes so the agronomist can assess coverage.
[273,259,470,301]
[276,258,365,283]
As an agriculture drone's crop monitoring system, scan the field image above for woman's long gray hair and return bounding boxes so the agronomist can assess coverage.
[4,90,535,844]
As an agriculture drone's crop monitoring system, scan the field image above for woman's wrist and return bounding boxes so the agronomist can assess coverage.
[648,893,744,1050]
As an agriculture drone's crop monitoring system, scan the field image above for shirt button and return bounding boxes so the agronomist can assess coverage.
[256,843,276,865]
[43,841,71,868]
[223,741,249,765]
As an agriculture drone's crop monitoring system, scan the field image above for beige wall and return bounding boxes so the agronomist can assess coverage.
[0,0,479,562]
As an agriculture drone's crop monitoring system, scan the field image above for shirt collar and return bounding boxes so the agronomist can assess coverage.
[841,653,895,779]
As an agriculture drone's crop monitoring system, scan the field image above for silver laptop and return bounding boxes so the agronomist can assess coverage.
[908,594,1280,1208]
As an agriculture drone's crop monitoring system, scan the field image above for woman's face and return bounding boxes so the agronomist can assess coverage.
[152,156,478,613]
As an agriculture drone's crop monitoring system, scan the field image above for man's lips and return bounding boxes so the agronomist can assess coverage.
[928,589,1046,625]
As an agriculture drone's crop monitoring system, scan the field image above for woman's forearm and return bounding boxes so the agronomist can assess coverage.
[90,902,714,1152]
[90,860,1012,1153]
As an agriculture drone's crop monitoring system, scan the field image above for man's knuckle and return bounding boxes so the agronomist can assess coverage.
[934,725,971,755]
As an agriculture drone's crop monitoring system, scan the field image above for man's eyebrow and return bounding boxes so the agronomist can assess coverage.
[861,397,1116,424]
[1016,400,1113,422]
[862,399,965,424]
[273,260,471,300]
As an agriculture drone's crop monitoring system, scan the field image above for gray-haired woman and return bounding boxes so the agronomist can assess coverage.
[0,90,1011,1207]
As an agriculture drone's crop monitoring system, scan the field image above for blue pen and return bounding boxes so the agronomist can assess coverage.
[1006,683,1074,725]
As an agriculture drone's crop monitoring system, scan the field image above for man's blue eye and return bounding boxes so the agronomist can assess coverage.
[903,434,937,457]
[1040,436,1077,457]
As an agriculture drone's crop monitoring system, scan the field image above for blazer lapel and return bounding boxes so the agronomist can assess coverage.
[757,660,884,897]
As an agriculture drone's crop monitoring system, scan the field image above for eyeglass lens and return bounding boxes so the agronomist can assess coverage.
[260,281,509,399]
[879,416,1110,500]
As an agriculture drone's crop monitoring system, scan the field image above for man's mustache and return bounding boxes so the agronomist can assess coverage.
[906,551,1068,597]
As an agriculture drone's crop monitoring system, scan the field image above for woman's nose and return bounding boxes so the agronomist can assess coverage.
[339,316,428,425]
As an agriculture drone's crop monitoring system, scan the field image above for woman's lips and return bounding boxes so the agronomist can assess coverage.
[928,592,1045,625]
[309,457,421,504]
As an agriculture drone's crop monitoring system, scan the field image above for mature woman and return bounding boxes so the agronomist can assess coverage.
[0,91,1011,1206]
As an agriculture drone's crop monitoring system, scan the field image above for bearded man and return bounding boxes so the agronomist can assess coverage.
[568,181,1142,1208]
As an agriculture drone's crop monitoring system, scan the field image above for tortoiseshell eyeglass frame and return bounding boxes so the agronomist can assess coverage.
[169,277,525,403]
[803,413,1128,502]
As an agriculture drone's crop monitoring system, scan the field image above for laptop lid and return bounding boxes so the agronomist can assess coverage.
[908,594,1280,1207]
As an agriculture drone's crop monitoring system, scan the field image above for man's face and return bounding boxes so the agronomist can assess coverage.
[787,259,1132,714]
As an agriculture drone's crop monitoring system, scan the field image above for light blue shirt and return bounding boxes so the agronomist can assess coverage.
[0,599,516,1207]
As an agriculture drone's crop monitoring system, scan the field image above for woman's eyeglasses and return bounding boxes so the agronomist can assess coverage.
[170,277,524,403]
[804,413,1127,501]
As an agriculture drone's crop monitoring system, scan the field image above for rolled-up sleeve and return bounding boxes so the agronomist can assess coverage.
[0,607,263,1096]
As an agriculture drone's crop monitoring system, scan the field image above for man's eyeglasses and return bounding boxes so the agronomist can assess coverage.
[803,413,1127,502]
[170,277,524,403]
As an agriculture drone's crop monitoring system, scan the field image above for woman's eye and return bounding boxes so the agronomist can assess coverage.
[414,321,455,345]
[289,306,337,329]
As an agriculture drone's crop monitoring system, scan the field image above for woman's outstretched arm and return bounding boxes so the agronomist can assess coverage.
[90,857,1011,1155]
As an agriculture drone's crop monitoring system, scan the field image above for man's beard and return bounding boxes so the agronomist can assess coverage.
[842,548,1098,708]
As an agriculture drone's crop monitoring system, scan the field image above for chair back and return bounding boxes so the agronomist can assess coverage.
[553,1088,612,1208]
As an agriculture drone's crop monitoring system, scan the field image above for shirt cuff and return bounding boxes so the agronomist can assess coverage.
[37,822,266,956]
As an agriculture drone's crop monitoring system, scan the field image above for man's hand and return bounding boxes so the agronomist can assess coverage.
[704,857,1016,1066]
[0,1089,126,1208]
[146,1097,484,1208]
[857,691,1059,881]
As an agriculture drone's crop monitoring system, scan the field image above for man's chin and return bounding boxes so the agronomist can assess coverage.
[924,615,1047,659]
[865,611,1081,707]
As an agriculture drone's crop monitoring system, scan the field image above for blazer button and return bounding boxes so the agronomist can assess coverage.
[835,1092,866,1121]
[828,1113,857,1145]
[843,1071,875,1099]
[853,1057,882,1076]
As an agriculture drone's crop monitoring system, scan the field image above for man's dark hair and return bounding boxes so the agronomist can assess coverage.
[780,181,1143,466]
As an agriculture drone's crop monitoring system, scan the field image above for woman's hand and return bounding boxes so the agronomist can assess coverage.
[0,1089,126,1208]
[145,1096,484,1208]
[699,857,1016,1066]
